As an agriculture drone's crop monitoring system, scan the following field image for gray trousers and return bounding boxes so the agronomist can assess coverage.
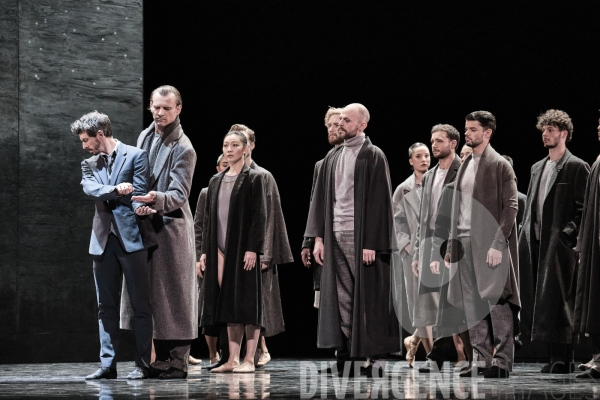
[153,339,192,372]
[459,236,514,371]
[92,234,152,369]
[332,231,356,342]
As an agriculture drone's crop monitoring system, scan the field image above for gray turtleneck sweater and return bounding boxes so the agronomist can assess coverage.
[333,133,366,232]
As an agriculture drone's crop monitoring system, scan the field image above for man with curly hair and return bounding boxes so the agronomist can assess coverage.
[518,109,590,374]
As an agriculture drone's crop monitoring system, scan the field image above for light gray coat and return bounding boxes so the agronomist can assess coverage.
[121,119,198,340]
[392,174,424,327]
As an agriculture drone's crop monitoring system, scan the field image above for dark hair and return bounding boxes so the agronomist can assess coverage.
[230,124,255,144]
[466,111,496,137]
[408,142,428,159]
[70,111,113,137]
[502,155,514,168]
[431,124,461,147]
[536,109,573,143]
[224,130,248,147]
[148,85,182,107]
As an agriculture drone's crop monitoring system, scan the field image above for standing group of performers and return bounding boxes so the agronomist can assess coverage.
[73,85,292,380]
[301,106,600,379]
[73,83,600,381]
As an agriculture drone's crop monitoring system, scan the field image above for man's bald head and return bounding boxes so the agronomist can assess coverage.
[338,103,369,140]
[344,103,370,124]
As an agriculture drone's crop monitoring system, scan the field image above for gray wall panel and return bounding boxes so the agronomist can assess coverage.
[0,0,142,363]
[0,0,20,338]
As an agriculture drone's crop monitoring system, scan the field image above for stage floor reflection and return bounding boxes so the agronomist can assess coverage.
[1,359,599,399]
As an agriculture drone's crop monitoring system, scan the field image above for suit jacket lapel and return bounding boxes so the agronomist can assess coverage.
[91,157,108,185]
[109,145,127,186]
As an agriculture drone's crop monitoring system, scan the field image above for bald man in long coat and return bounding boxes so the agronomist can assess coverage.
[305,104,400,377]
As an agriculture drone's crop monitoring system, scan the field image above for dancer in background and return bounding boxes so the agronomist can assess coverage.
[301,107,344,308]
[231,123,294,368]
[518,110,589,374]
[200,130,267,373]
[392,142,430,367]
[193,154,230,368]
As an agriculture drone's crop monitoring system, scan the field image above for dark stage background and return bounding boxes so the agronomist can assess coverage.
[1,1,599,363]
[144,2,600,361]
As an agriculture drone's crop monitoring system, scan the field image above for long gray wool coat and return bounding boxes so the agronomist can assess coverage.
[411,156,460,327]
[121,118,198,340]
[518,149,589,343]
[305,136,400,357]
[446,145,521,331]
[392,174,424,330]
[250,161,294,337]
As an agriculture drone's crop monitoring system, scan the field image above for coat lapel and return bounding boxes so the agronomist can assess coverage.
[109,143,127,185]
[546,149,572,192]
[150,123,183,186]
[90,156,108,185]
[444,155,461,185]
[529,156,548,208]
[404,174,421,215]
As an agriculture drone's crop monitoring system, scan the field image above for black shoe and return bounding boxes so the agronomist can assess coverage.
[85,367,117,380]
[576,368,600,379]
[127,366,148,380]
[482,366,510,378]
[459,367,487,378]
[158,368,187,379]
[540,362,574,374]
[418,359,443,373]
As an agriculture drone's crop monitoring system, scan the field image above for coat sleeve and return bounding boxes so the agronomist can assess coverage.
[261,173,277,264]
[194,188,207,261]
[247,174,267,255]
[563,161,591,245]
[412,174,428,262]
[363,150,395,252]
[80,161,117,201]
[304,156,328,239]
[153,145,197,214]
[201,185,211,258]
[491,162,518,251]
[131,150,150,211]
[302,160,322,249]
[393,185,411,253]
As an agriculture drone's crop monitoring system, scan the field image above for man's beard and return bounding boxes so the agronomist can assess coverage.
[339,126,359,140]
[543,140,558,149]
[434,147,452,160]
[328,134,343,146]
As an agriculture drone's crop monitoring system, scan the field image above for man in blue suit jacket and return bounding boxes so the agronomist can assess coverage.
[72,111,156,380]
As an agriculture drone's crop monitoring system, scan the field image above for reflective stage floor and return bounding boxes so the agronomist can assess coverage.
[1,359,599,399]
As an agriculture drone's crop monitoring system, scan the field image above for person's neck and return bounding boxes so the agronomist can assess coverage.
[548,144,566,161]
[414,170,424,185]
[103,138,117,154]
[472,142,488,156]
[437,151,455,169]
[227,158,245,175]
